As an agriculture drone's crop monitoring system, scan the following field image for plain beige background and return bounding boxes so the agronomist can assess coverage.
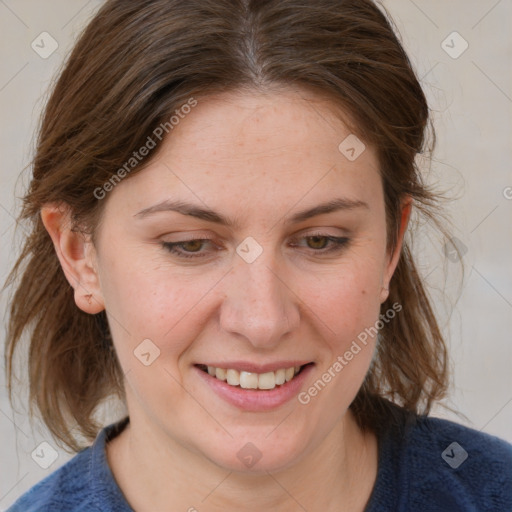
[1,0,511,508]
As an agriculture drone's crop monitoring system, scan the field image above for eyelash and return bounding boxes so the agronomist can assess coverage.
[161,233,350,259]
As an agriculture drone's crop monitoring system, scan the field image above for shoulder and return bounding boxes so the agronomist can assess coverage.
[382,409,512,511]
[6,447,96,512]
[6,417,131,512]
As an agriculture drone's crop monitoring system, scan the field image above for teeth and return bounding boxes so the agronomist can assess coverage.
[226,369,240,386]
[215,368,227,381]
[275,369,286,385]
[239,371,258,389]
[205,365,302,390]
[257,372,275,390]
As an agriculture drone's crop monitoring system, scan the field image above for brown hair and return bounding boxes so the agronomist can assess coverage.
[4,0,451,451]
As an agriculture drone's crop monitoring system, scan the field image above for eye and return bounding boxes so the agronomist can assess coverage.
[161,232,350,260]
[162,238,216,259]
[290,233,350,254]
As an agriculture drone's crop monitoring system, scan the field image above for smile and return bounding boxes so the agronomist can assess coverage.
[196,364,311,390]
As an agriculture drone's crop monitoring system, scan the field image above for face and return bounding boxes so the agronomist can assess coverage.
[81,88,404,472]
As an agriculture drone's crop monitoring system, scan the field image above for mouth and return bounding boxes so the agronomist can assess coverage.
[195,363,314,391]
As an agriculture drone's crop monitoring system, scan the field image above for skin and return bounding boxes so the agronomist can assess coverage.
[42,87,411,512]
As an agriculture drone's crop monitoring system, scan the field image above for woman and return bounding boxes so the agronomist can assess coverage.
[4,0,512,510]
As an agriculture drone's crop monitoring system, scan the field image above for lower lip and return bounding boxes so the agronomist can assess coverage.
[195,364,314,412]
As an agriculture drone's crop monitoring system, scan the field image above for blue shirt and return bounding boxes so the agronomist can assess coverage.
[7,409,512,511]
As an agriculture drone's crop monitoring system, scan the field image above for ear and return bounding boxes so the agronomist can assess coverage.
[380,196,412,303]
[40,203,105,314]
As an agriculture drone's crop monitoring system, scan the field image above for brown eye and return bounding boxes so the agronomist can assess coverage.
[291,233,350,256]
[306,235,330,250]
[180,240,204,252]
[290,233,350,255]
[162,239,215,259]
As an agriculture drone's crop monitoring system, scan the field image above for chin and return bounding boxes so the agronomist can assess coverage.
[202,435,309,474]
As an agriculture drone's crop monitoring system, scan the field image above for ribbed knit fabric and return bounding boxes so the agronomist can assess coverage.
[7,408,512,511]
[7,417,131,512]
[365,408,512,511]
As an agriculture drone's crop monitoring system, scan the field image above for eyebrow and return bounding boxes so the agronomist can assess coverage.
[134,197,368,227]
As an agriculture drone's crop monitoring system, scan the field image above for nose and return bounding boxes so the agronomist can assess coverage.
[219,252,300,349]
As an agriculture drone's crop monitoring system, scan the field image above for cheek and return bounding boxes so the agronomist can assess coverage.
[97,250,218,367]
[298,264,384,414]
[99,261,218,416]
[307,253,386,341]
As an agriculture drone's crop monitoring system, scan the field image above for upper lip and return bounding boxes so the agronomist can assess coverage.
[196,361,313,373]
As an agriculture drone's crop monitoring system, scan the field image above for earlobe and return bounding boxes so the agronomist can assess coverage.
[40,203,105,314]
[380,197,412,303]
[379,284,390,304]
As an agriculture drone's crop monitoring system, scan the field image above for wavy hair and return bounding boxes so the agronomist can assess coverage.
[5,0,451,451]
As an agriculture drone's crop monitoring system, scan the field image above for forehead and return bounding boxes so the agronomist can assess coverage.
[104,88,382,221]
[164,88,367,166]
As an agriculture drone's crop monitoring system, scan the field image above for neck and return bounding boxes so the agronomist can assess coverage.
[107,408,378,512]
